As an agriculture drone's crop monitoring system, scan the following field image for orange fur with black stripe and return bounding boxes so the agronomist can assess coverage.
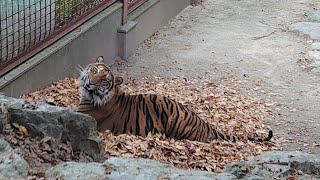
[77,56,273,142]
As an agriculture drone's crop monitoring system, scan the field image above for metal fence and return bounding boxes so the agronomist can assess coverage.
[0,0,148,76]
[122,0,146,24]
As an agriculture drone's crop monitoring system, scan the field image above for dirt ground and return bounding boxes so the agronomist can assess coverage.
[119,0,320,153]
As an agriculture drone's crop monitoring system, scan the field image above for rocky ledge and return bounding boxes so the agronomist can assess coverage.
[45,151,320,179]
[1,138,319,180]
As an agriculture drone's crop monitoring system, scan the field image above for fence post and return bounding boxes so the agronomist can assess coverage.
[122,0,128,25]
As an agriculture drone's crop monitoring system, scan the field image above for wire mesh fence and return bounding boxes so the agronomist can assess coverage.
[55,0,111,27]
[0,0,117,74]
[0,0,55,64]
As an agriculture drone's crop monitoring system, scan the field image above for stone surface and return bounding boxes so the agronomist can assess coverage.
[0,94,104,162]
[309,11,320,22]
[0,103,8,133]
[312,42,320,51]
[46,152,320,180]
[224,151,320,179]
[0,140,29,179]
[46,157,237,180]
[306,51,320,63]
[0,93,24,109]
[289,22,320,41]
[45,162,108,180]
[306,48,320,73]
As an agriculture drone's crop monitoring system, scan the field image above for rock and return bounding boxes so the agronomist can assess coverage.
[106,158,236,180]
[0,140,29,179]
[46,157,237,180]
[43,151,320,180]
[0,93,24,109]
[0,94,104,162]
[305,48,320,73]
[308,11,320,22]
[224,151,320,179]
[0,103,8,133]
[45,162,108,180]
[253,151,320,175]
[0,93,23,133]
[311,42,320,51]
[306,50,320,64]
[290,22,320,41]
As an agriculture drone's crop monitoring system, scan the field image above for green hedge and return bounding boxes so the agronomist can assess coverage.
[56,0,98,23]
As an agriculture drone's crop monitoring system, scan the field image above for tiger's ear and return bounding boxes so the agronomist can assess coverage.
[115,77,123,86]
[96,56,104,63]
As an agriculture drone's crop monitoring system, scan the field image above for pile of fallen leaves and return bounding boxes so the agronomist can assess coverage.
[21,74,279,173]
[100,130,274,172]
[1,123,92,179]
[22,78,80,110]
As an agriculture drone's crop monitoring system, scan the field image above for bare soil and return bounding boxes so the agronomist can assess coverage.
[120,0,320,153]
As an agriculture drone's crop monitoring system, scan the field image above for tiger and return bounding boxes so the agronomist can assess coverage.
[76,56,273,143]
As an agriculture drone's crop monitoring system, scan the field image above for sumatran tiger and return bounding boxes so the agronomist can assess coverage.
[76,56,273,143]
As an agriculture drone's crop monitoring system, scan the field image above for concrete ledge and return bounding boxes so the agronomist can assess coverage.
[118,21,138,34]
[0,0,191,97]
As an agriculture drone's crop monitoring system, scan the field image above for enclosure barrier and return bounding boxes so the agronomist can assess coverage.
[122,0,146,24]
[0,0,147,77]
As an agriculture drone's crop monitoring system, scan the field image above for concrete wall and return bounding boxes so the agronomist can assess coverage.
[119,0,191,59]
[0,0,191,97]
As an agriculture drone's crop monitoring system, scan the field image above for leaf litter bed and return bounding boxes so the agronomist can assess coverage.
[20,73,279,174]
[1,123,93,180]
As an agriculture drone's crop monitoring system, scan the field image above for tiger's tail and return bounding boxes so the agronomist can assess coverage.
[209,127,273,143]
[247,130,273,142]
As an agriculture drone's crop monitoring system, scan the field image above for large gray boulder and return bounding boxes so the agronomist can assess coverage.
[306,50,320,67]
[224,151,320,179]
[45,162,108,180]
[0,94,103,162]
[0,140,29,179]
[290,22,320,41]
[46,157,237,180]
[305,42,320,73]
[308,11,320,22]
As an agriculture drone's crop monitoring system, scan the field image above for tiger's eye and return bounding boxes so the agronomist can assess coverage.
[92,67,98,74]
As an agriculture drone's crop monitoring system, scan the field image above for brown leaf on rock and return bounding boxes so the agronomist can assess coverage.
[19,125,29,136]
[103,164,113,174]
[40,136,52,143]
[12,123,20,129]
[9,152,15,159]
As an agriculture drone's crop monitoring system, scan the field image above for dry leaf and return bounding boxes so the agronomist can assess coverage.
[41,136,51,143]
[19,126,29,136]
[12,123,20,129]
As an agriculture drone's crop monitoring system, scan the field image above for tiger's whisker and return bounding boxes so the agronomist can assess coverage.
[76,64,84,73]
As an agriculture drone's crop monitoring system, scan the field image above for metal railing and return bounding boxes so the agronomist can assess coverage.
[122,0,146,24]
[0,0,118,76]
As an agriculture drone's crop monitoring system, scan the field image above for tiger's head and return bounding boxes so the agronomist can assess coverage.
[78,56,123,106]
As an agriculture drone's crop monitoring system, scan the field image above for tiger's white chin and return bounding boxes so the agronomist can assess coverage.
[79,86,113,107]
